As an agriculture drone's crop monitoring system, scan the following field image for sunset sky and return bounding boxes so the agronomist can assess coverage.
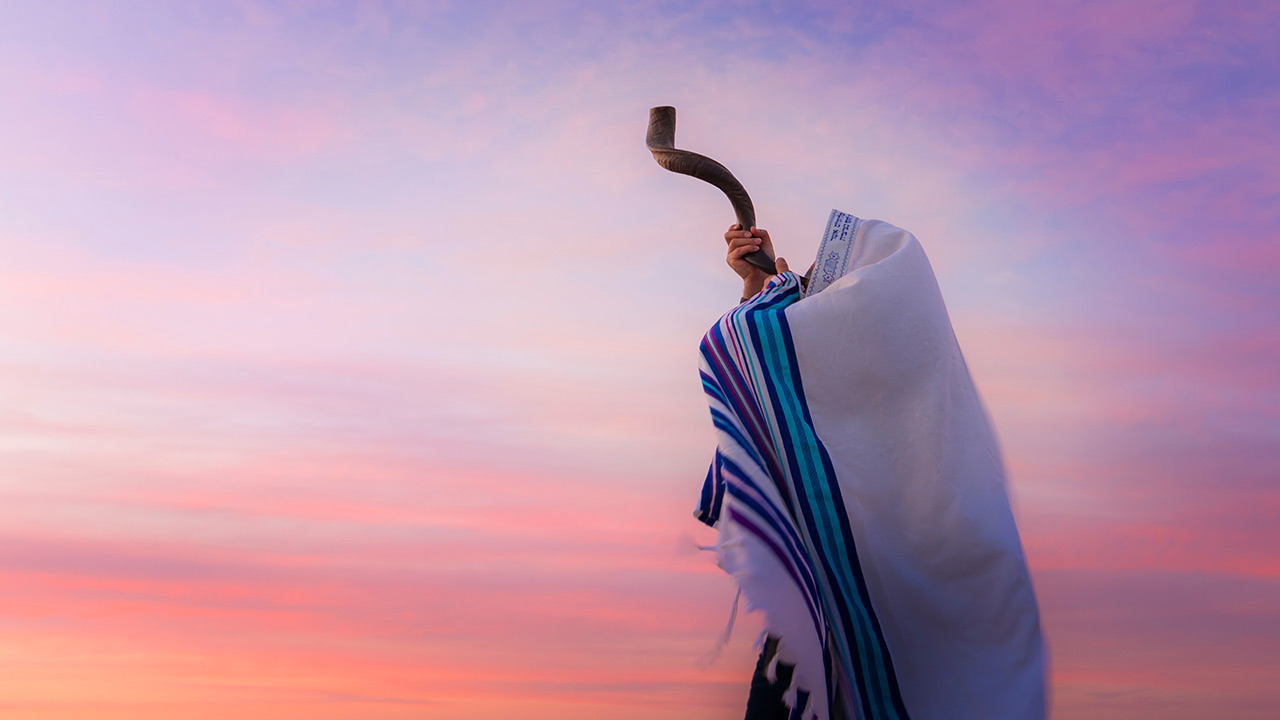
[0,1,1277,718]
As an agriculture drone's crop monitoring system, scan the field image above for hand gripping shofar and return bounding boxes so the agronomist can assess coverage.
[646,106,777,274]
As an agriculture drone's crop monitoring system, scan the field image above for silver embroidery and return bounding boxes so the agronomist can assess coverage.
[803,209,861,297]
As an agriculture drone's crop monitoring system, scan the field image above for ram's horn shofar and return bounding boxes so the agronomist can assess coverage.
[646,106,776,274]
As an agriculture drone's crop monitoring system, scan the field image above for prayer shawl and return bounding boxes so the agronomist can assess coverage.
[696,211,1046,720]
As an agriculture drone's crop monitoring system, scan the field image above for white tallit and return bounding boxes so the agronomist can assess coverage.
[695,210,1046,720]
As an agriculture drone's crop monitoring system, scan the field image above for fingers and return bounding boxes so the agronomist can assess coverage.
[727,238,762,263]
[726,235,761,266]
[724,225,755,244]
[750,227,771,244]
[774,257,790,274]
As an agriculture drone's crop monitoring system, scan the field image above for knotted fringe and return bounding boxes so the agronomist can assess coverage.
[696,586,742,668]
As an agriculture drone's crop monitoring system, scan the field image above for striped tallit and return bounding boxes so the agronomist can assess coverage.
[696,211,1046,720]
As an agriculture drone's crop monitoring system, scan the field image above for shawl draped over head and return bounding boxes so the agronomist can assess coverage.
[695,211,1046,720]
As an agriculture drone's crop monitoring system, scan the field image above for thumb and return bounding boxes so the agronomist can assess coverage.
[774,257,790,274]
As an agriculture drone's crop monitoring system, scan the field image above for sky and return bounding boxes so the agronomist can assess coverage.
[0,1,1276,718]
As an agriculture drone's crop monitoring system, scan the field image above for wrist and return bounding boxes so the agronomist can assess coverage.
[742,276,766,299]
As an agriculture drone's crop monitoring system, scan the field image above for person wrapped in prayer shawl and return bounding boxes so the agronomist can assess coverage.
[697,213,1047,720]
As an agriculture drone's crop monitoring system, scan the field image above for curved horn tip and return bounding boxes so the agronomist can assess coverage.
[649,105,676,121]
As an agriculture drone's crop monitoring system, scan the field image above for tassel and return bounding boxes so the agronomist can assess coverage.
[695,586,742,668]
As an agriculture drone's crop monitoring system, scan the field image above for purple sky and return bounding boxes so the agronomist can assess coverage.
[0,2,1277,718]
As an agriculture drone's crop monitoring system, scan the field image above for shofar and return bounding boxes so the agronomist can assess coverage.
[646,106,776,274]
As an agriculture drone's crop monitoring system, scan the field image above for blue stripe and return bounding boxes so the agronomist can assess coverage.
[744,295,884,716]
[757,308,891,719]
[702,349,793,517]
[720,457,824,625]
[699,274,910,720]
[771,308,910,720]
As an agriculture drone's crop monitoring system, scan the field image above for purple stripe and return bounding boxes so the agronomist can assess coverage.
[703,331,787,486]
[728,505,824,633]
